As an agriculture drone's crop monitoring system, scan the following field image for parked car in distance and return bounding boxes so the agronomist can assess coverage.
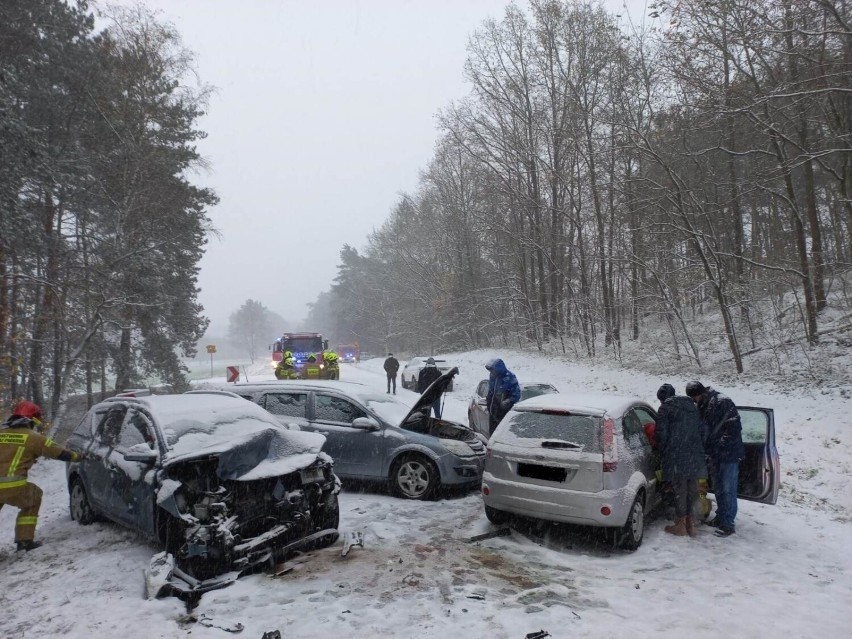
[481,393,779,550]
[401,356,455,392]
[468,381,559,437]
[65,393,339,578]
[200,368,485,500]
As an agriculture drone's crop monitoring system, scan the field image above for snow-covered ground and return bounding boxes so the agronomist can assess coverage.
[2,351,851,638]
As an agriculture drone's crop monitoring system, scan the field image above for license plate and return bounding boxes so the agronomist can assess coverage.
[300,467,325,484]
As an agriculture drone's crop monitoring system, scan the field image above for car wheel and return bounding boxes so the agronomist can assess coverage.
[391,454,439,500]
[484,505,512,526]
[69,477,97,525]
[615,492,645,550]
[410,376,417,389]
[309,491,340,549]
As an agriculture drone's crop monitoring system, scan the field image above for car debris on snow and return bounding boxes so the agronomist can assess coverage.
[467,527,511,543]
[341,530,364,556]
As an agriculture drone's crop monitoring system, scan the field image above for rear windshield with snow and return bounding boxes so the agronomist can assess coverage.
[520,385,557,401]
[499,410,602,452]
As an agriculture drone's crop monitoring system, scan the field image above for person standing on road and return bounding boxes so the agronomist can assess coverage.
[485,358,521,436]
[0,401,82,551]
[655,384,707,538]
[383,353,399,394]
[686,381,744,537]
[417,357,443,418]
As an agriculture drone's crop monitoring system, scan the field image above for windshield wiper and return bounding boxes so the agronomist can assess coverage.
[541,440,582,449]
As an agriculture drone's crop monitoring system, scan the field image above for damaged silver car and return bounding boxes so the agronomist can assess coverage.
[65,392,340,581]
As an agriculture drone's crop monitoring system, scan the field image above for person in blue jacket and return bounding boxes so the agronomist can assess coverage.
[686,381,744,537]
[485,358,521,436]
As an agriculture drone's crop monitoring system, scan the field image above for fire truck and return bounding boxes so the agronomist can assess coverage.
[336,343,360,364]
[271,332,328,375]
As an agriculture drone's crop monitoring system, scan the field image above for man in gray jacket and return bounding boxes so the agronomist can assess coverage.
[656,384,707,538]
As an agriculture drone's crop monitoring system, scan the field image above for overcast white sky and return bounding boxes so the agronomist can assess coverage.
[107,0,648,335]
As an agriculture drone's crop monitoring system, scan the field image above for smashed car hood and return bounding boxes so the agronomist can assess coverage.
[163,426,328,481]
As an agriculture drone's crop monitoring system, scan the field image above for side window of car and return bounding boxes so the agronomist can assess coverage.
[315,394,366,424]
[621,409,648,449]
[632,407,656,449]
[740,409,768,444]
[117,410,156,451]
[95,406,128,447]
[476,381,488,397]
[265,393,308,418]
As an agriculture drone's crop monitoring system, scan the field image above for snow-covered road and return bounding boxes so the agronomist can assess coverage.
[2,352,851,638]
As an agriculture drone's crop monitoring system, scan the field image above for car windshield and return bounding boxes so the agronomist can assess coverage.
[357,393,412,426]
[498,410,602,452]
[275,337,323,356]
[520,385,557,401]
[149,396,284,454]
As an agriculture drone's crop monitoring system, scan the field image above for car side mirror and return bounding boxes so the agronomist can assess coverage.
[123,444,158,464]
[352,417,380,431]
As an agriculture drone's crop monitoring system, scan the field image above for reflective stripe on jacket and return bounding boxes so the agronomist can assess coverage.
[0,428,68,481]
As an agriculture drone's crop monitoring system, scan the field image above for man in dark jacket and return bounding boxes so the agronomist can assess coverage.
[656,384,707,538]
[686,381,744,537]
[485,359,521,436]
[417,357,443,418]
[383,353,399,394]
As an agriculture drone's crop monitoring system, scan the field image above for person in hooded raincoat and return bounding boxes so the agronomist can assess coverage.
[484,359,521,436]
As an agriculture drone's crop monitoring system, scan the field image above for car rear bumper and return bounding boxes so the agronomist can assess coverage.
[481,471,633,527]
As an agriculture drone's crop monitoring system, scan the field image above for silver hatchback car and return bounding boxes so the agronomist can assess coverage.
[201,368,485,500]
[482,393,779,549]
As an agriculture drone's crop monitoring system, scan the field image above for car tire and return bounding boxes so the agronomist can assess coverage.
[410,375,417,389]
[614,492,645,551]
[484,505,512,526]
[390,453,440,500]
[69,477,97,525]
[309,491,340,549]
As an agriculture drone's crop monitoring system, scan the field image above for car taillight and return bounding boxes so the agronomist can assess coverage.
[602,417,617,472]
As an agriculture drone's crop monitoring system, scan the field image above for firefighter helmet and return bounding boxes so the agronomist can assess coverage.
[12,400,43,421]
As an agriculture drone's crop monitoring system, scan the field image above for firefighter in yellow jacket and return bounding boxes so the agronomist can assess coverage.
[1,401,81,551]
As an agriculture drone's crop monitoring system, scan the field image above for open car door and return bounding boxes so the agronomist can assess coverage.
[736,407,780,505]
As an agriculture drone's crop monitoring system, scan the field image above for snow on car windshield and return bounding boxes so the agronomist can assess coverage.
[144,395,319,457]
[357,393,412,425]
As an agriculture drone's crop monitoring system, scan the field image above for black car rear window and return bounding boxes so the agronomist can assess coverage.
[520,385,557,401]
[502,411,602,452]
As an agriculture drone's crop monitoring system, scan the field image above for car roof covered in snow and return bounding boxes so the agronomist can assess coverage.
[512,392,649,417]
[100,393,326,467]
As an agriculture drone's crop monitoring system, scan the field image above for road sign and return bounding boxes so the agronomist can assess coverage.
[226,366,239,383]
[206,344,217,354]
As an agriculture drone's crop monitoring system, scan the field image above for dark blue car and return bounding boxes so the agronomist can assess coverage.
[65,392,339,579]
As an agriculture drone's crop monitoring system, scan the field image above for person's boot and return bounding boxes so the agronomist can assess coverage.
[664,517,688,536]
[685,515,697,538]
[16,540,42,552]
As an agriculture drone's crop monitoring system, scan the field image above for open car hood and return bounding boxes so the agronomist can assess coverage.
[400,366,460,425]
[162,426,327,481]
